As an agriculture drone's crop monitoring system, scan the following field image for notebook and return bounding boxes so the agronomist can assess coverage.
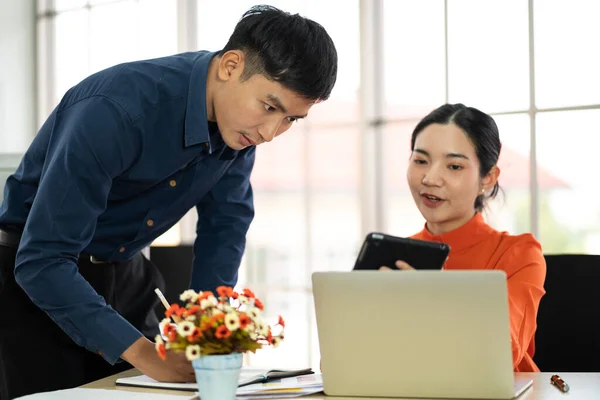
[312,271,533,399]
[115,367,314,392]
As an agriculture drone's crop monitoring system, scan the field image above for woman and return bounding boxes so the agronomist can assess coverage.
[383,103,546,372]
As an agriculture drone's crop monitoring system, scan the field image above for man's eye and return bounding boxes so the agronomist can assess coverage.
[287,117,297,123]
[264,104,276,112]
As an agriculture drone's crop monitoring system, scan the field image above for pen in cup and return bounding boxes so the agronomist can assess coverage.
[550,374,570,393]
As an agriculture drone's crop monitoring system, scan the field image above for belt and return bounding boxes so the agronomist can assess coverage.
[0,228,21,248]
[0,227,110,264]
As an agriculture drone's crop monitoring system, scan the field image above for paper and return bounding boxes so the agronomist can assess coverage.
[236,374,323,397]
[14,388,195,399]
[116,368,316,392]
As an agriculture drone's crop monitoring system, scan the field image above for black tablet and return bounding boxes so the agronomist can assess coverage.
[353,232,450,271]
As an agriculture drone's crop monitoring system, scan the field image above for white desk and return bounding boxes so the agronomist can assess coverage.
[81,368,600,399]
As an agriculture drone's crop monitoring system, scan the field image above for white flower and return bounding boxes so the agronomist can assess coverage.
[249,331,258,340]
[180,289,199,303]
[224,312,240,331]
[186,345,201,361]
[185,315,197,322]
[221,304,233,313]
[247,307,260,320]
[200,296,218,310]
[255,320,269,336]
[238,295,250,305]
[272,337,282,348]
[176,321,195,337]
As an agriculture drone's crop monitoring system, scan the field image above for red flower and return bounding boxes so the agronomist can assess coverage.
[239,314,250,329]
[267,331,273,344]
[165,304,180,318]
[157,343,167,360]
[242,288,255,299]
[254,298,264,311]
[230,291,239,299]
[278,316,285,327]
[215,325,231,339]
[167,329,178,342]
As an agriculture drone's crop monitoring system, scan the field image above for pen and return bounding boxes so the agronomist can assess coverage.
[550,374,570,393]
[155,288,182,323]
[154,288,171,310]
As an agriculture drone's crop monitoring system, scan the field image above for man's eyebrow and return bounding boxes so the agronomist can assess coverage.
[266,94,308,119]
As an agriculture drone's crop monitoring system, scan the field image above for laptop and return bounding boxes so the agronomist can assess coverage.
[312,270,533,399]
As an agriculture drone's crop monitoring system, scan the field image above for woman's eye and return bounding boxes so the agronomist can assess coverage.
[449,164,463,171]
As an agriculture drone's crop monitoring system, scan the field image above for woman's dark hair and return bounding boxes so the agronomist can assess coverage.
[410,103,502,211]
[220,5,338,101]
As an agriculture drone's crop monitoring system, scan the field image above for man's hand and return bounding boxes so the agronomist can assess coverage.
[379,260,415,271]
[121,337,195,383]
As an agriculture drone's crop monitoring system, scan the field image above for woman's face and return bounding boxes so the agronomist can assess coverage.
[407,123,495,235]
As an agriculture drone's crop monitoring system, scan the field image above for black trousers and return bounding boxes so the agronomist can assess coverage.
[0,243,166,400]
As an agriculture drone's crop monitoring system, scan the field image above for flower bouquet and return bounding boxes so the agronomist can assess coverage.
[155,286,285,400]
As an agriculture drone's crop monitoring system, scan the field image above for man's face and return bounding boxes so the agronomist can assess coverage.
[212,55,316,151]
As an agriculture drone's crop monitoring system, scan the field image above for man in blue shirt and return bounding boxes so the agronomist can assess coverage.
[0,5,337,399]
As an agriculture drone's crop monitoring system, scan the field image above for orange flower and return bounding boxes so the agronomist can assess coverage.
[186,305,200,316]
[230,291,239,299]
[278,316,285,327]
[242,288,255,299]
[267,331,273,344]
[157,343,167,360]
[162,323,176,336]
[239,314,250,329]
[198,291,214,301]
[187,327,203,342]
[215,325,231,339]
[254,298,264,311]
[216,286,233,298]
[165,304,180,318]
[167,329,178,342]
[175,307,187,317]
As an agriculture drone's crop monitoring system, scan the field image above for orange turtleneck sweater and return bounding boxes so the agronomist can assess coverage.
[410,213,546,372]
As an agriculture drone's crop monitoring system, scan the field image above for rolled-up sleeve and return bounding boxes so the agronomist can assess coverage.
[191,146,255,292]
[15,96,143,364]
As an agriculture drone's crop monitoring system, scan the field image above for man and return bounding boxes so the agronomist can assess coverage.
[0,5,337,399]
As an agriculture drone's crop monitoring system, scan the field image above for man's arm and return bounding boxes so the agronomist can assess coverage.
[191,146,256,292]
[15,96,143,364]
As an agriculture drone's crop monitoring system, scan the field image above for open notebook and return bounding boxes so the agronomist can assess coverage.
[115,368,314,392]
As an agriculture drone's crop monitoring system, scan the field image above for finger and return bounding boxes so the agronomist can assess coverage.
[395,260,414,270]
[379,266,393,271]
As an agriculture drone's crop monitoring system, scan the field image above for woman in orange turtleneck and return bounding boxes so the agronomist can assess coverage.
[382,104,546,372]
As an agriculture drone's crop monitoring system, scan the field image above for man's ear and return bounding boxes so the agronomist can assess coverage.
[217,50,245,82]
[482,165,500,191]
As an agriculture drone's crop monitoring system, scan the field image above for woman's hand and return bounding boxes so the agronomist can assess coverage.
[378,260,415,271]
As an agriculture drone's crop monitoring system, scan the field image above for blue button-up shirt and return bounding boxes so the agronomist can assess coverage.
[0,51,255,364]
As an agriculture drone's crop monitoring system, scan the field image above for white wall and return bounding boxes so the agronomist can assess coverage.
[0,0,36,154]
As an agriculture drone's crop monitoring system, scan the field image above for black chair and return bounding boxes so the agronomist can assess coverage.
[533,254,600,372]
[150,245,194,316]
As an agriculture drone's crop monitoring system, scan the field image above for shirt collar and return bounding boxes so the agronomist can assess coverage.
[184,51,237,161]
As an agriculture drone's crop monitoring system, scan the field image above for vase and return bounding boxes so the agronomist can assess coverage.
[191,352,243,400]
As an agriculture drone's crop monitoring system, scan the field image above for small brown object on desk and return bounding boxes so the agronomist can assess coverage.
[551,374,570,393]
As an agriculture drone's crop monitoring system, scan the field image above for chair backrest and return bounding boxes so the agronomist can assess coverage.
[534,254,600,372]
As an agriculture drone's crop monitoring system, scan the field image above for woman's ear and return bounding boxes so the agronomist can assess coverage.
[482,165,500,191]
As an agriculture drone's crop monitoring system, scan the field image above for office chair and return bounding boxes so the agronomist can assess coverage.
[533,254,600,372]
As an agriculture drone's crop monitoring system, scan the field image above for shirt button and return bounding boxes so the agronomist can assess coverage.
[203,142,209,148]
[169,180,177,187]
[119,247,125,253]
[147,219,154,227]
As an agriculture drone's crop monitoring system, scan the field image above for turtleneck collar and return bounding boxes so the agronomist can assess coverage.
[415,213,497,252]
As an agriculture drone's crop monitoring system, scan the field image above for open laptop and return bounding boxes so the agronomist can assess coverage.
[312,271,533,399]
